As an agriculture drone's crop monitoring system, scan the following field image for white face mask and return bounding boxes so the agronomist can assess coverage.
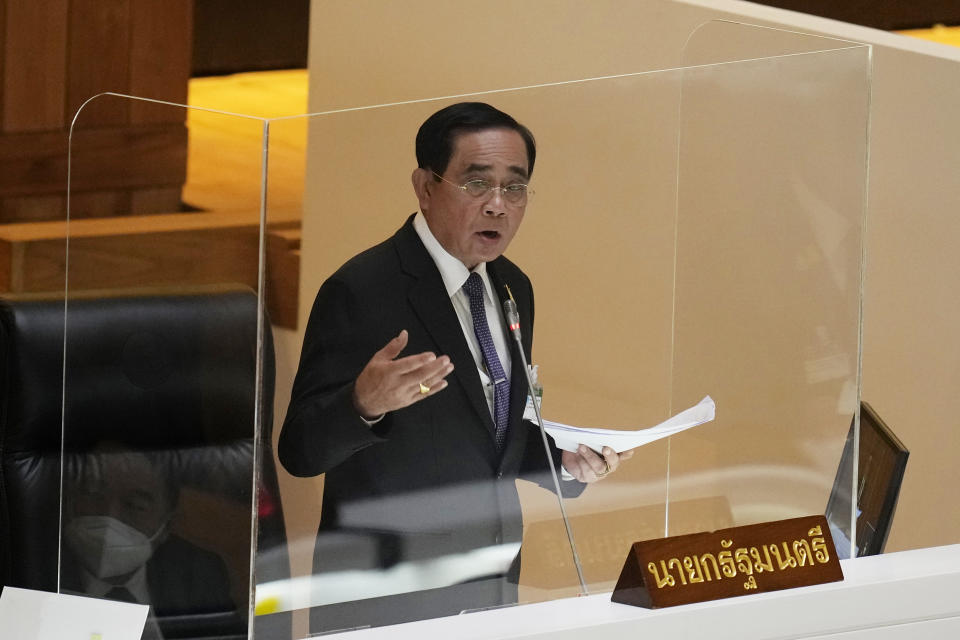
[64,515,165,579]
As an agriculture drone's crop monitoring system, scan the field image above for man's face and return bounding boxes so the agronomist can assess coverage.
[71,452,172,537]
[414,128,529,270]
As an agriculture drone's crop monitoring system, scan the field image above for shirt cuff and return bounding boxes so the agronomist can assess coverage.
[359,412,386,426]
[560,465,575,481]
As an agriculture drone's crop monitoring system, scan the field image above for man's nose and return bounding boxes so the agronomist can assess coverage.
[483,187,508,216]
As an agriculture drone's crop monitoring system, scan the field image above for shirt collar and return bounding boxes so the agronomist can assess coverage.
[413,212,491,299]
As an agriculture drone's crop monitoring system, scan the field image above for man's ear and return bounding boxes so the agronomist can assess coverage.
[411,168,432,211]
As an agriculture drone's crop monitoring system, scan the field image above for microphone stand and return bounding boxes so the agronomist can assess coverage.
[503,296,589,596]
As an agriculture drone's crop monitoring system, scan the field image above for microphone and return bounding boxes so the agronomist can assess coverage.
[503,298,521,340]
[501,286,588,595]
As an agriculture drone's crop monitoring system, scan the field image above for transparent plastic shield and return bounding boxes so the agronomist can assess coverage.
[53,19,872,637]
[680,18,868,66]
[258,23,872,630]
[504,73,684,598]
[669,22,870,557]
[254,110,306,638]
[61,95,268,639]
[259,101,583,636]
[524,25,874,599]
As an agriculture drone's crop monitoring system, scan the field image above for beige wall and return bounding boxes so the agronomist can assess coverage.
[275,0,960,608]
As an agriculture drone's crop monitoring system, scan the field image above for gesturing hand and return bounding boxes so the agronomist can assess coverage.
[352,330,454,420]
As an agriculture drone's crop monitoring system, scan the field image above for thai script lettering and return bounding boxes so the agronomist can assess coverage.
[645,525,830,591]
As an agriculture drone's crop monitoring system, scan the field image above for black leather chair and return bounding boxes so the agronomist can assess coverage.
[0,287,290,639]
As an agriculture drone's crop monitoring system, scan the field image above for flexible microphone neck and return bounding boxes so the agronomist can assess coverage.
[500,292,588,595]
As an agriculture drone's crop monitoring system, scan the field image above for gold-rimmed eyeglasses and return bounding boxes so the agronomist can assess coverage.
[432,172,532,205]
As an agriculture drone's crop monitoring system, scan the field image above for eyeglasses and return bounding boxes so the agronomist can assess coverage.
[432,172,532,205]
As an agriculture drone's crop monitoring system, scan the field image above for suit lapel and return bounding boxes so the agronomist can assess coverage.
[394,218,497,438]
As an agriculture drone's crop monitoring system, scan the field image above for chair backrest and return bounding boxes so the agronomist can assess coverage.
[0,288,289,639]
[825,401,909,557]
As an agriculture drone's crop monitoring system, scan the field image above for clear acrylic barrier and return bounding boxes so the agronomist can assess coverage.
[260,21,869,634]
[61,95,275,639]
[544,22,871,596]
[669,21,870,549]
[680,18,868,66]
[54,19,871,639]
[262,103,580,635]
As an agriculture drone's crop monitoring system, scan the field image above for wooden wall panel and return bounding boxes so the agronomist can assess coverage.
[1,2,192,222]
[0,238,11,292]
[191,0,309,75]
[0,126,186,198]
[66,0,131,129]
[68,191,133,220]
[0,0,5,128]
[0,210,295,326]
[67,125,188,193]
[0,195,65,224]
[0,130,69,200]
[2,0,69,132]
[130,187,184,214]
[130,0,193,123]
[4,224,258,295]
[753,1,960,31]
[266,228,301,329]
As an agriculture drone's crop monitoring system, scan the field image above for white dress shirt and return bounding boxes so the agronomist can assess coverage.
[414,214,576,478]
[413,213,512,422]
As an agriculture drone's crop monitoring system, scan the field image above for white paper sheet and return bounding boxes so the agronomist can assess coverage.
[540,395,716,453]
[0,587,149,640]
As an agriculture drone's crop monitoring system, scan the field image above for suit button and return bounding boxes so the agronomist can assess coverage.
[497,471,503,479]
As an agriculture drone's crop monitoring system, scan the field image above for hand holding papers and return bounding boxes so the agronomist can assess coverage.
[541,395,716,453]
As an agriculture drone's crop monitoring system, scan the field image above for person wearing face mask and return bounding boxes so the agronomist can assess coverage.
[64,510,170,600]
[60,450,240,637]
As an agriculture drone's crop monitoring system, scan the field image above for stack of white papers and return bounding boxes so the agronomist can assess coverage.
[540,395,716,453]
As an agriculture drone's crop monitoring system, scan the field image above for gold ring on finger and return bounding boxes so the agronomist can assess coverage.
[419,382,430,395]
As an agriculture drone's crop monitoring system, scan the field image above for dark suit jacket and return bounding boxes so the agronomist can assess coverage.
[279,214,578,630]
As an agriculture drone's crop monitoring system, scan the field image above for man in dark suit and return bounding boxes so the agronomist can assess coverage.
[279,102,631,632]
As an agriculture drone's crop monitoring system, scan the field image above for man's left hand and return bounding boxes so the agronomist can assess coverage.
[562,445,634,483]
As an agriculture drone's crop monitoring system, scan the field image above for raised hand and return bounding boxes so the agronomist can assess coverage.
[352,330,454,419]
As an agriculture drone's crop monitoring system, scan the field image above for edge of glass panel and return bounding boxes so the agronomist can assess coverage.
[670,21,874,561]
[63,94,270,634]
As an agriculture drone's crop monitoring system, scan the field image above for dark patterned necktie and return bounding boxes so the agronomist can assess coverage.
[463,272,510,450]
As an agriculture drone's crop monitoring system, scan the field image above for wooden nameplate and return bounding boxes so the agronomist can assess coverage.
[611,515,843,608]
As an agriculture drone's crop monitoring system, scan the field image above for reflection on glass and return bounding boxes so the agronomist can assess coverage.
[62,93,272,638]
[61,449,242,639]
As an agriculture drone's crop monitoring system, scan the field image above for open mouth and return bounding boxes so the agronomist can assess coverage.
[478,230,501,239]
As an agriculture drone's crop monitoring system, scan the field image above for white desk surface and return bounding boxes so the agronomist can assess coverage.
[317,543,960,639]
